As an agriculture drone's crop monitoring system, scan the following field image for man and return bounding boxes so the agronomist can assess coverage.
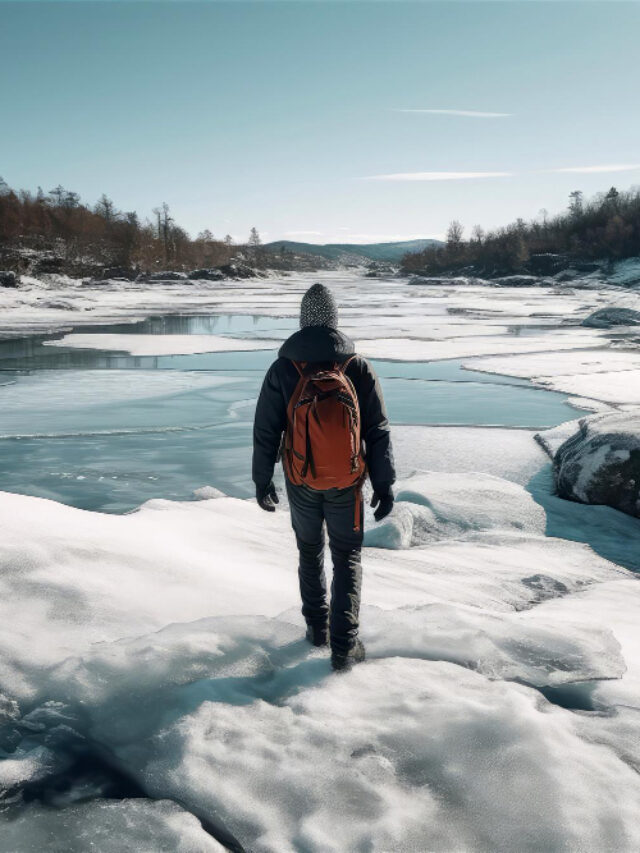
[252,282,395,671]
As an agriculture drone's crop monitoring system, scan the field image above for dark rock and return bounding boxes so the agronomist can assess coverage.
[0,271,19,288]
[408,275,473,286]
[582,307,640,328]
[545,411,640,518]
[364,262,394,278]
[187,268,226,281]
[554,270,579,283]
[101,266,139,281]
[491,275,542,288]
[34,256,65,274]
[216,263,260,279]
[526,254,570,276]
[572,260,603,273]
[138,271,188,282]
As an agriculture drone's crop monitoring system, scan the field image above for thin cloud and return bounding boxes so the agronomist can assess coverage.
[396,109,512,118]
[363,171,514,182]
[549,164,640,174]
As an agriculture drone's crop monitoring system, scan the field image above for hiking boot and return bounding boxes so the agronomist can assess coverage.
[305,621,329,647]
[331,638,365,672]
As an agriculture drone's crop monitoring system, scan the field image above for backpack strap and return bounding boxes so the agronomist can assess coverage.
[301,410,317,479]
[338,354,356,374]
[291,360,305,377]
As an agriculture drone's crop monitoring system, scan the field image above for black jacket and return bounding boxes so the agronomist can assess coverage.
[252,326,395,495]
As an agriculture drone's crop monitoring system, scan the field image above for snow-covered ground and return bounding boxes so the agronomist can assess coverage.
[1,478,639,851]
[1,269,640,851]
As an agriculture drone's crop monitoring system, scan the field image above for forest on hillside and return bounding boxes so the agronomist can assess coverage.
[403,185,640,276]
[0,177,260,275]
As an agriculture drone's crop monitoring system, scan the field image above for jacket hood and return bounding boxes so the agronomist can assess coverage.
[278,326,355,363]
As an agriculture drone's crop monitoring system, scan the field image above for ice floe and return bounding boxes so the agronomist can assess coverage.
[465,349,640,406]
[44,333,279,356]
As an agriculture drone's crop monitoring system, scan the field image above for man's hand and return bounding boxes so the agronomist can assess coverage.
[256,481,279,512]
[370,487,394,522]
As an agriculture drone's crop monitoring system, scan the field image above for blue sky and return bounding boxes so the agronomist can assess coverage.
[1,1,639,243]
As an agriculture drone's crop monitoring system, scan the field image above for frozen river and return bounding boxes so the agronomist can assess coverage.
[1,271,640,850]
[0,312,589,513]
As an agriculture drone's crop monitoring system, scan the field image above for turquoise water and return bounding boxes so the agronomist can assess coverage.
[0,314,590,513]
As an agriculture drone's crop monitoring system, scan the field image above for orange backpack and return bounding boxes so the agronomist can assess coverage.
[283,357,367,529]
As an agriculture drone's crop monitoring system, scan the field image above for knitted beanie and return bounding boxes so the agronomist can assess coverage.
[299,282,339,329]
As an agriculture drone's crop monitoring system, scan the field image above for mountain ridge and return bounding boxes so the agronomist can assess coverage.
[264,238,442,263]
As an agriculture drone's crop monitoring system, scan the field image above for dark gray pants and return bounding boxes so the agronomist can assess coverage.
[286,480,363,655]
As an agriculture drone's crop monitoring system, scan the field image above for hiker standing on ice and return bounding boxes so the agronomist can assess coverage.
[252,283,395,671]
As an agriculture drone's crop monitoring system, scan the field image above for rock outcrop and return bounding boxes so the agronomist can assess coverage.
[538,410,640,518]
[186,268,226,281]
[138,271,189,282]
[581,307,640,328]
[0,271,19,288]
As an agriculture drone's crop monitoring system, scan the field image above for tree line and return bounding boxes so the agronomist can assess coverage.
[402,185,640,276]
[0,177,265,274]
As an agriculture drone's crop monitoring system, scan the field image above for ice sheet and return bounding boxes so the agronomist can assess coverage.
[0,800,224,852]
[357,331,605,361]
[465,349,640,380]
[392,425,547,485]
[535,370,640,404]
[465,349,640,405]
[44,333,279,355]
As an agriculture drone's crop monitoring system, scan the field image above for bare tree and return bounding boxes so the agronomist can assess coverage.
[153,202,173,263]
[471,225,485,244]
[446,220,463,246]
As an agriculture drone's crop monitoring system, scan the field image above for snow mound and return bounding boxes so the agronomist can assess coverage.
[538,410,640,517]
[364,602,623,686]
[192,485,226,500]
[365,472,545,549]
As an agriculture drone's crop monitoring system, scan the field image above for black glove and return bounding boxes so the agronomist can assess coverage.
[256,481,279,512]
[370,487,394,522]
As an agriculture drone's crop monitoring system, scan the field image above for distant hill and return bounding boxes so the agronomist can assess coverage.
[264,238,442,264]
